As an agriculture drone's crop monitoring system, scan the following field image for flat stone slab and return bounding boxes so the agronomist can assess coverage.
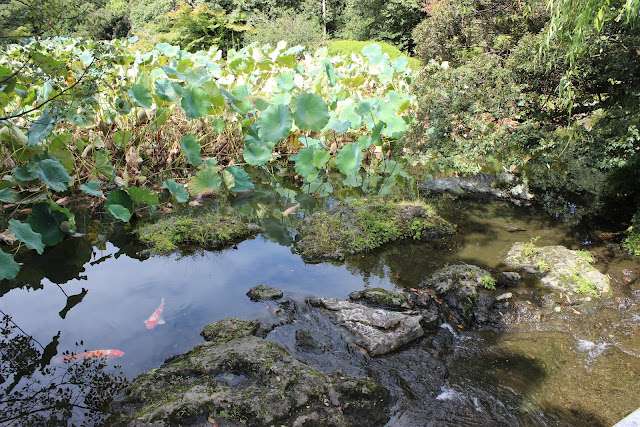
[311,298,424,356]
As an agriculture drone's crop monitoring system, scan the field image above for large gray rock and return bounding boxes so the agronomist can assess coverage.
[410,264,512,329]
[310,298,424,356]
[418,172,534,203]
[349,287,411,310]
[505,243,610,296]
[114,332,389,426]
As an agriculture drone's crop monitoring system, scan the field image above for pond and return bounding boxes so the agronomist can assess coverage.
[2,190,640,426]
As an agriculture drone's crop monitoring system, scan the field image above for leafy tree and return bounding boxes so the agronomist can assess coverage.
[340,0,425,51]
[0,0,105,37]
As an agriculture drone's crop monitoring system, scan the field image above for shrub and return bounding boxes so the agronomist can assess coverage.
[245,9,324,51]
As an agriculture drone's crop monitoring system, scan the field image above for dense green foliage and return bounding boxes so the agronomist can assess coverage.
[0,39,416,278]
[407,0,640,224]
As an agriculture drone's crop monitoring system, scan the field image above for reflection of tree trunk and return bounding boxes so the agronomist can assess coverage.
[322,0,327,39]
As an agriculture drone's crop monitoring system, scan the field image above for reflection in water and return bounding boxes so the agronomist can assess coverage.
[0,313,127,425]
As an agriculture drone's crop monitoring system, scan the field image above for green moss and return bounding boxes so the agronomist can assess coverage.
[574,250,595,263]
[297,199,454,261]
[135,213,256,253]
[481,274,496,290]
[327,39,421,69]
[572,273,598,296]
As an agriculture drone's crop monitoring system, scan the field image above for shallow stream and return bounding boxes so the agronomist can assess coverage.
[2,193,640,426]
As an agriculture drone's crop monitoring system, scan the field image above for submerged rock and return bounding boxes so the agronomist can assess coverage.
[296,200,455,262]
[310,297,424,356]
[246,285,283,302]
[505,243,610,296]
[418,172,534,204]
[114,325,390,426]
[200,318,258,343]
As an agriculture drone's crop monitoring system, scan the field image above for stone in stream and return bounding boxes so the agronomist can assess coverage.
[505,243,610,296]
[246,285,283,302]
[410,264,514,330]
[295,199,455,262]
[113,319,390,427]
[309,297,424,356]
[418,172,535,204]
[348,287,411,310]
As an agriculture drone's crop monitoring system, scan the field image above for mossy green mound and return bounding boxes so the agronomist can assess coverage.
[296,200,455,262]
[327,39,422,69]
[135,214,257,253]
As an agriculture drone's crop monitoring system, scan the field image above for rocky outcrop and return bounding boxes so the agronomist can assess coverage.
[295,200,455,262]
[505,243,610,296]
[310,297,424,356]
[418,172,534,204]
[114,320,390,427]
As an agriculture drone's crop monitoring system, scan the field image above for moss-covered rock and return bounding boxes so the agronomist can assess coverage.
[135,213,257,254]
[246,285,283,302]
[113,334,390,426]
[348,288,410,310]
[505,243,610,296]
[295,200,455,262]
[200,318,259,343]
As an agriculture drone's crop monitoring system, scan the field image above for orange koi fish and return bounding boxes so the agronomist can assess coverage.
[144,298,165,329]
[59,349,124,361]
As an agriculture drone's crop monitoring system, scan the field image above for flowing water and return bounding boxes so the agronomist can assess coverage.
[2,190,640,426]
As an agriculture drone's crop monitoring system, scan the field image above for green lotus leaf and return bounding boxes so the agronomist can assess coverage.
[27,110,55,146]
[127,187,159,205]
[79,181,103,197]
[291,93,330,132]
[224,166,254,193]
[0,250,19,280]
[276,73,296,92]
[339,104,362,130]
[370,122,384,146]
[105,190,133,215]
[291,146,317,178]
[108,204,132,222]
[163,179,189,203]
[180,135,202,165]
[25,201,73,246]
[9,219,44,254]
[189,168,222,196]
[156,42,180,57]
[243,143,272,166]
[113,130,132,150]
[391,56,409,73]
[312,149,331,169]
[33,158,72,192]
[306,181,333,197]
[336,143,363,176]
[92,151,116,180]
[355,99,374,116]
[324,62,337,86]
[327,119,351,135]
[129,82,152,109]
[0,188,17,202]
[181,86,211,119]
[344,174,361,188]
[155,79,178,102]
[258,103,293,143]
